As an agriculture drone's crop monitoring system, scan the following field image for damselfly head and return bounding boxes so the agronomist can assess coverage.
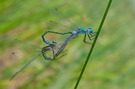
[52,40,57,44]
[50,40,58,48]
[88,28,94,33]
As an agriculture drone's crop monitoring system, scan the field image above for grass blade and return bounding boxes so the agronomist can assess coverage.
[74,0,113,88]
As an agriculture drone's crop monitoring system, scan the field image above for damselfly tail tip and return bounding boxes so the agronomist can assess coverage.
[9,71,18,81]
[9,76,14,81]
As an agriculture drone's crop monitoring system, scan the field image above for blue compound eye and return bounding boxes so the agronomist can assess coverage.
[88,28,94,33]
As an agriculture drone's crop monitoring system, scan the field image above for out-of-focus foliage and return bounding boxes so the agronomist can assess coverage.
[0,0,135,89]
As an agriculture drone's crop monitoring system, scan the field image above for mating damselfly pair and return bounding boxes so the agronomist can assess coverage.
[10,8,96,80]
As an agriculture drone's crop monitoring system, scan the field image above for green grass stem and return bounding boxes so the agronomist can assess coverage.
[74,0,113,89]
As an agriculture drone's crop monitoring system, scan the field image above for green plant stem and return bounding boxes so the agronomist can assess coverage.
[74,0,113,89]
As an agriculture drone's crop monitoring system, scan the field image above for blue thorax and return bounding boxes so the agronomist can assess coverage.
[78,27,94,34]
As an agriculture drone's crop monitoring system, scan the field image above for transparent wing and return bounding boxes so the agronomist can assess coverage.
[53,34,76,59]
[46,8,79,31]
[55,49,67,60]
[42,42,67,60]
[45,20,70,31]
[53,42,67,59]
[10,52,42,81]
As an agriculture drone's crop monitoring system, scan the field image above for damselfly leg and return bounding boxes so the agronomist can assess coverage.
[83,32,96,44]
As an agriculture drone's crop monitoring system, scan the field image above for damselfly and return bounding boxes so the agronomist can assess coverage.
[10,40,64,81]
[42,9,96,59]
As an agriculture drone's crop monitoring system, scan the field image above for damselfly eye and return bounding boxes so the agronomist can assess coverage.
[88,28,94,33]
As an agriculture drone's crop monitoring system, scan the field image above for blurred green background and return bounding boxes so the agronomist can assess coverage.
[0,0,135,89]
